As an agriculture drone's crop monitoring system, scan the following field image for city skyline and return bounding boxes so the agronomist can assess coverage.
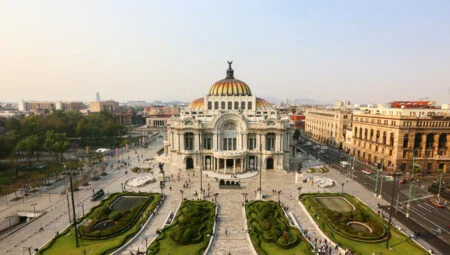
[1,1,450,104]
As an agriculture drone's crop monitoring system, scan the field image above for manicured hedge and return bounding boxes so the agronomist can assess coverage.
[300,193,387,242]
[37,192,162,255]
[78,192,154,239]
[245,200,313,254]
[148,200,215,255]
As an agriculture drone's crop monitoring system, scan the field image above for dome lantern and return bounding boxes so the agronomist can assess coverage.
[208,61,252,96]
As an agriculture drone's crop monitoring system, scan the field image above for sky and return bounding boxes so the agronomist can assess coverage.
[1,0,450,105]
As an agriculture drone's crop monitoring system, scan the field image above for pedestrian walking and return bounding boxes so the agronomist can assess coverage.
[225,228,228,236]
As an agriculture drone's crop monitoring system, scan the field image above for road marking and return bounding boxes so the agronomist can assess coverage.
[416,203,432,213]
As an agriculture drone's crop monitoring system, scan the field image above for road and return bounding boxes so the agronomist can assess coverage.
[298,137,450,251]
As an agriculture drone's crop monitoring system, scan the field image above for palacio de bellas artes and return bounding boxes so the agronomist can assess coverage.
[161,62,294,173]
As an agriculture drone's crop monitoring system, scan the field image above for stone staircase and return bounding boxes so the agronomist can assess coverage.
[209,190,251,255]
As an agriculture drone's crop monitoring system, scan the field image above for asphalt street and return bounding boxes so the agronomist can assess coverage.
[298,137,450,252]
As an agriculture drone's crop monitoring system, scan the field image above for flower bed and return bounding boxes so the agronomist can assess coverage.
[300,193,428,254]
[245,200,313,255]
[37,192,162,255]
[147,200,215,255]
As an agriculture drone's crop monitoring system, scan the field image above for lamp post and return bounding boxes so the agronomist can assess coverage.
[341,182,345,194]
[386,175,398,249]
[213,193,219,204]
[258,142,262,199]
[406,155,415,218]
[30,202,37,218]
[437,169,444,202]
[179,190,184,201]
[69,174,80,248]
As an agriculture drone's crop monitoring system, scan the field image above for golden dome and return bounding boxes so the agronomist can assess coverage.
[256,97,274,111]
[208,62,252,96]
[186,98,204,111]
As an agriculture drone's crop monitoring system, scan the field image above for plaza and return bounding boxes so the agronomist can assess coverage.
[0,137,436,254]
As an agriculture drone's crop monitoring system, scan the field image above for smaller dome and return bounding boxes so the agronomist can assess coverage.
[256,98,274,111]
[186,98,204,111]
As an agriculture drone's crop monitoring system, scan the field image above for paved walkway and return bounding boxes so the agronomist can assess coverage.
[0,149,439,255]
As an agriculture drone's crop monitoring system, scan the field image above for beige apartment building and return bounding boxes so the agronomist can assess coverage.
[350,106,450,174]
[89,100,119,113]
[305,109,352,148]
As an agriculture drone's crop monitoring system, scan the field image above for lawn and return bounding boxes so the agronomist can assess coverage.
[37,193,162,255]
[246,200,313,255]
[147,200,215,255]
[315,196,354,213]
[301,193,428,255]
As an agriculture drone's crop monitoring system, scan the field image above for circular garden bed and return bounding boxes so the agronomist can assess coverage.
[246,200,313,255]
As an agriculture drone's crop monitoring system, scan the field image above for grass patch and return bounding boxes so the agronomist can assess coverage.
[301,193,428,254]
[37,192,162,255]
[246,200,313,255]
[315,196,354,213]
[147,200,215,255]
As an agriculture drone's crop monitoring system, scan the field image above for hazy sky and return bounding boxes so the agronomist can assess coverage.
[1,1,450,104]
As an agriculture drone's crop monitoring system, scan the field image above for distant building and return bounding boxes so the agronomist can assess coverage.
[305,108,352,149]
[350,103,450,174]
[116,109,146,126]
[89,100,119,113]
[144,106,180,115]
[18,99,85,113]
[146,114,171,128]
[289,112,306,131]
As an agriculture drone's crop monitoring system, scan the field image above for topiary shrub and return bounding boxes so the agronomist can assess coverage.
[109,211,121,221]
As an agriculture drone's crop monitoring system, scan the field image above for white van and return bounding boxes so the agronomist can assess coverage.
[340,161,349,168]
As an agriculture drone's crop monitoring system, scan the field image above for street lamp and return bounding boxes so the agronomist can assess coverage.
[341,182,345,194]
[179,190,184,201]
[213,193,219,204]
[30,202,37,218]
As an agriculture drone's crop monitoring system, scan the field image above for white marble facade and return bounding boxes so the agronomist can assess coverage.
[163,62,293,173]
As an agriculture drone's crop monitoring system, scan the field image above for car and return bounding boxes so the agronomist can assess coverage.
[399,178,408,184]
[428,199,446,209]
[362,169,371,175]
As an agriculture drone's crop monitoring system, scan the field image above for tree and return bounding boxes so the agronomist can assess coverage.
[0,136,13,159]
[293,129,301,141]
[44,130,69,162]
[16,135,40,168]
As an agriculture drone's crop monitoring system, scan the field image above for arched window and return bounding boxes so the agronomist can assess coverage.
[248,102,252,110]
[364,129,368,140]
[390,133,395,146]
[241,101,245,109]
[214,101,219,110]
[222,122,237,151]
[234,101,239,109]
[208,101,212,110]
[370,129,374,140]
[228,101,232,109]
[382,131,387,144]
[221,101,225,109]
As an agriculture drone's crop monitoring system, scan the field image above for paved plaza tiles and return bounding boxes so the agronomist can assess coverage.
[0,143,438,255]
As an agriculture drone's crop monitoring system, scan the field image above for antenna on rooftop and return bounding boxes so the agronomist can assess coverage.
[96,92,101,102]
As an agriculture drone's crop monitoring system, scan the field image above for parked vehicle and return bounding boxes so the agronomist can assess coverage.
[340,161,349,168]
[362,169,371,175]
[91,189,105,201]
